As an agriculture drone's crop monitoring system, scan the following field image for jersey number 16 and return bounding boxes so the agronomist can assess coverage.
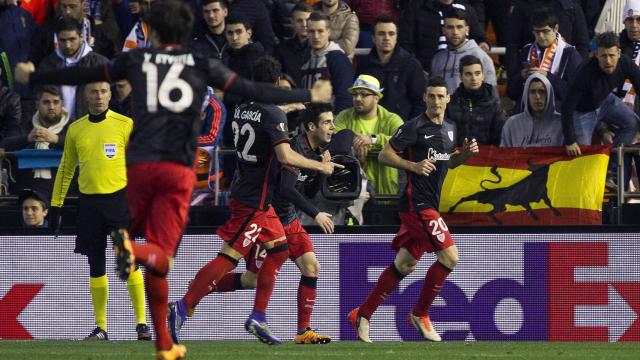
[141,63,194,113]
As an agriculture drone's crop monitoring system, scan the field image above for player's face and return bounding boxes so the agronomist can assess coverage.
[424,86,450,117]
[311,111,335,145]
[461,64,484,91]
[373,22,397,55]
[85,82,112,115]
[352,90,379,115]
[625,16,640,41]
[22,198,48,227]
[596,46,621,75]
[203,2,227,29]
[59,0,84,20]
[308,20,330,50]
[532,24,559,48]
[442,18,468,48]
[36,92,63,125]
[291,10,311,40]
[528,80,547,115]
[225,23,252,49]
[57,30,82,58]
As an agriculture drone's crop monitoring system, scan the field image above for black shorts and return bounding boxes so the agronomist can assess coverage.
[74,188,130,256]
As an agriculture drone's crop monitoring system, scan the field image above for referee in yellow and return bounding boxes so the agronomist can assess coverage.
[50,81,150,341]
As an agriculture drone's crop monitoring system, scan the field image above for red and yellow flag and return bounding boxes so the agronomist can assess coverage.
[441,146,610,225]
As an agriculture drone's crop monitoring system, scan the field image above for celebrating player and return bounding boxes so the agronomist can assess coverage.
[348,77,479,343]
[168,57,341,346]
[15,1,332,358]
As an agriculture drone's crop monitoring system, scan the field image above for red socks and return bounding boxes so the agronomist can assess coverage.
[297,276,317,331]
[145,272,171,351]
[130,242,170,276]
[359,263,404,320]
[253,244,289,313]
[412,261,452,317]
[183,254,238,310]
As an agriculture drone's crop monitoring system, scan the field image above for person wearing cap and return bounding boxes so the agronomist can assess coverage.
[335,74,403,196]
[20,189,49,227]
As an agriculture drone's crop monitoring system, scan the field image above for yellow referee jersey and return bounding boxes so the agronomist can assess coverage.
[51,110,133,207]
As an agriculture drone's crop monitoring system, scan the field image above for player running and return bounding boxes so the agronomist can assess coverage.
[15,1,332,358]
[348,77,479,343]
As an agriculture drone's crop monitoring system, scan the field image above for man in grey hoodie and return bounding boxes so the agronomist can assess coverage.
[430,8,497,97]
[501,73,564,147]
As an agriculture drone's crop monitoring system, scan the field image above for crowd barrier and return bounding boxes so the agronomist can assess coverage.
[1,227,639,342]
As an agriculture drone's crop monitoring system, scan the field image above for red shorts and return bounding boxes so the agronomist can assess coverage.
[245,218,314,273]
[216,198,285,257]
[127,161,196,256]
[391,209,455,260]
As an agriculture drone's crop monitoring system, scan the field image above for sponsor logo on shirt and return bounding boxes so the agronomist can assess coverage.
[427,148,450,161]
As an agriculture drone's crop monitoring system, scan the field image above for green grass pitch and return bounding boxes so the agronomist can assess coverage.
[2,340,640,359]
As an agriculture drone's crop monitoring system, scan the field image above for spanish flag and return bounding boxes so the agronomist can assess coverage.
[441,146,610,225]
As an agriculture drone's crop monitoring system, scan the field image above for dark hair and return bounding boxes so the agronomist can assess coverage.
[54,16,83,35]
[372,15,398,32]
[291,2,313,14]
[146,0,194,44]
[596,31,620,49]
[225,13,253,30]
[202,0,228,9]
[530,7,559,29]
[459,55,483,74]
[251,56,281,83]
[308,12,330,27]
[36,85,61,99]
[300,103,334,131]
[442,7,466,22]
[426,76,448,93]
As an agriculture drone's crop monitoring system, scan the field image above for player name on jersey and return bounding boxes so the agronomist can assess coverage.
[233,107,262,123]
[143,52,195,66]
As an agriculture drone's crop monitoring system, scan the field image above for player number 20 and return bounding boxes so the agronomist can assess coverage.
[429,217,449,236]
[141,62,194,113]
[231,122,257,163]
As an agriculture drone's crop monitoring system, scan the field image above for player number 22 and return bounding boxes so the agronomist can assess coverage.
[141,62,194,113]
[231,122,257,163]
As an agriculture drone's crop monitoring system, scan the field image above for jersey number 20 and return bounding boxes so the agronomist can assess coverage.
[142,63,194,113]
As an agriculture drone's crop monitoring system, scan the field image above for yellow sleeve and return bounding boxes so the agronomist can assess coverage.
[372,114,404,150]
[51,125,78,207]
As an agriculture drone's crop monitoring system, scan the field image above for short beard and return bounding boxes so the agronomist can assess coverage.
[40,114,62,127]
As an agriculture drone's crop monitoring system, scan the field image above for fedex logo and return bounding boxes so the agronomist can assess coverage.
[339,242,640,342]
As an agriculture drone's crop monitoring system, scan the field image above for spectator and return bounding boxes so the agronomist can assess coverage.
[399,0,489,71]
[122,0,154,51]
[620,0,640,110]
[31,0,116,64]
[447,55,504,147]
[507,7,582,109]
[228,0,277,53]
[430,8,498,97]
[301,12,354,113]
[268,0,300,40]
[274,1,312,87]
[222,14,265,78]
[345,0,400,48]
[562,31,639,183]
[501,73,564,147]
[189,0,229,60]
[313,0,359,59]
[39,16,108,120]
[2,86,71,196]
[506,0,590,74]
[111,79,132,118]
[356,15,426,121]
[335,74,404,196]
[0,0,36,90]
[0,67,22,146]
[19,189,49,227]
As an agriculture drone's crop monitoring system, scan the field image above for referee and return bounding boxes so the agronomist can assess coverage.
[50,81,150,341]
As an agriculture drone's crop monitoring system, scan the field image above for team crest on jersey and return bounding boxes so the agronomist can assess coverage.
[448,131,454,142]
[277,122,288,132]
[103,144,117,159]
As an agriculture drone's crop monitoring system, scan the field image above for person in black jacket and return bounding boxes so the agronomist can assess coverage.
[507,7,582,110]
[0,67,21,147]
[446,55,505,146]
[223,14,266,79]
[228,0,277,53]
[506,0,589,75]
[274,2,312,87]
[188,0,229,61]
[357,15,426,121]
[399,0,489,71]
